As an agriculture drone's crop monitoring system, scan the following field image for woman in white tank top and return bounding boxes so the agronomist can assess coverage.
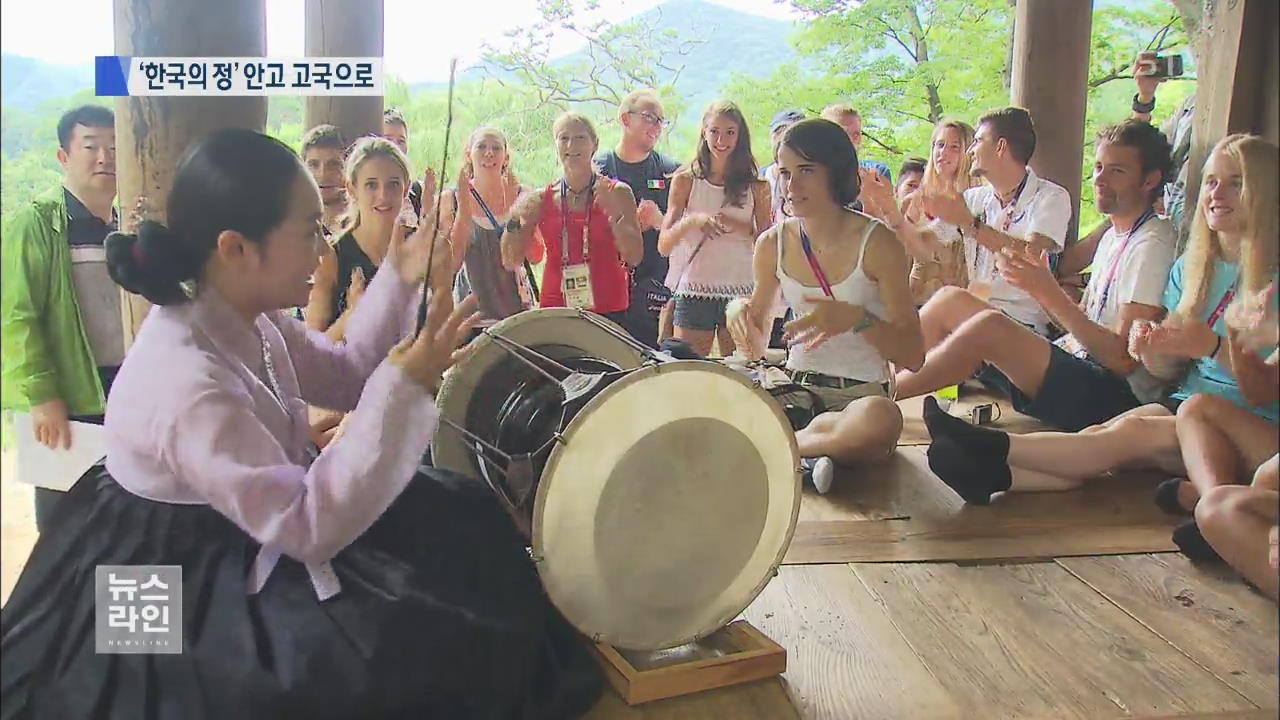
[729,119,925,493]
[659,101,771,357]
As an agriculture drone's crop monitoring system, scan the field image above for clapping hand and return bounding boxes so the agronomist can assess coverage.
[857,167,896,221]
[783,297,867,350]
[918,189,971,228]
[391,170,454,291]
[1225,282,1278,353]
[388,294,480,396]
[997,247,1057,300]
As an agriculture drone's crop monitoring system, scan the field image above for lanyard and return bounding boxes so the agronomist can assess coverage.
[1085,208,1156,321]
[970,173,1032,282]
[1207,278,1239,328]
[798,223,835,298]
[559,176,595,264]
[998,171,1030,232]
[471,185,540,303]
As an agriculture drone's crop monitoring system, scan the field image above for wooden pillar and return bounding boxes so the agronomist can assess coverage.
[113,0,268,343]
[304,0,384,143]
[1009,0,1093,242]
[1185,0,1278,234]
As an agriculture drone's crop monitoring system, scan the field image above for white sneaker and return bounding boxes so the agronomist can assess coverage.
[809,457,835,495]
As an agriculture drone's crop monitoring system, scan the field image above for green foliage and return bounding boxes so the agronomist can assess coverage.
[0,0,1195,235]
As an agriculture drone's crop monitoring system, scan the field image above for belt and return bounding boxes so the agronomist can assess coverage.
[790,370,886,392]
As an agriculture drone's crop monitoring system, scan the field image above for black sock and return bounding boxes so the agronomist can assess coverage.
[922,396,1010,455]
[926,435,1012,505]
[1172,519,1223,563]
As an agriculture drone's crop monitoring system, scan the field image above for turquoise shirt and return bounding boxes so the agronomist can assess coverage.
[1161,256,1279,422]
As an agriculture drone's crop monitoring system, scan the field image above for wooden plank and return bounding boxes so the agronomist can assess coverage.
[740,564,962,720]
[786,449,1178,564]
[799,447,960,522]
[1059,554,1279,707]
[1132,711,1278,720]
[583,677,799,720]
[852,562,1255,719]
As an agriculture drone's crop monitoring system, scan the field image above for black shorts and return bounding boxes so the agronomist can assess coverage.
[976,343,1140,432]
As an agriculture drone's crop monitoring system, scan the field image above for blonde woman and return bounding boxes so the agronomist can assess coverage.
[449,127,543,331]
[921,135,1279,555]
[305,137,452,342]
[859,120,979,305]
[502,112,642,324]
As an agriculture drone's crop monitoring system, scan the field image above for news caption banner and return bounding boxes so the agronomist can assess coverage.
[95,56,383,96]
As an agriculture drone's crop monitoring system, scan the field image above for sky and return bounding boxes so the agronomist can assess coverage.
[1,0,802,83]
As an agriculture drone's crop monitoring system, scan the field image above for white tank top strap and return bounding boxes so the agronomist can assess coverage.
[776,215,889,382]
[857,218,877,268]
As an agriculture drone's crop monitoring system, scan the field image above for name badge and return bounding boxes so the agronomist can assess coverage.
[562,263,595,309]
[647,179,666,190]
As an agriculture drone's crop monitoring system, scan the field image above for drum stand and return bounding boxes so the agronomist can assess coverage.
[588,621,787,705]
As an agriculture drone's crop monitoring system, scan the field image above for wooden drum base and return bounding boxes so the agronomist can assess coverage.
[589,621,787,705]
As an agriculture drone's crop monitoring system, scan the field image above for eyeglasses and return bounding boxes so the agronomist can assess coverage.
[628,111,671,129]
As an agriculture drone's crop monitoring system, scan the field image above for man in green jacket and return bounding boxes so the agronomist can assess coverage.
[2,105,120,531]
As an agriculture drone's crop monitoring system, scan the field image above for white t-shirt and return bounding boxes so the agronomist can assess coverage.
[962,169,1071,331]
[1056,213,1176,402]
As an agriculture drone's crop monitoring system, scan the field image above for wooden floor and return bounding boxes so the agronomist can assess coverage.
[3,406,1277,719]
[581,393,1278,719]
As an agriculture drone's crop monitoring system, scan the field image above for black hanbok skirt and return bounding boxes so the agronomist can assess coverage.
[0,465,601,719]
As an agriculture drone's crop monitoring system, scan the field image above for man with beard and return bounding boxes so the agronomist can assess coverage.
[595,89,680,346]
[893,120,1177,432]
[2,105,120,530]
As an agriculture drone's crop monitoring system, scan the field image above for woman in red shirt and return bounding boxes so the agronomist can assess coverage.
[502,112,642,324]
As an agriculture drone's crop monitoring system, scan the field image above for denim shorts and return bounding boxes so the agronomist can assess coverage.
[673,295,730,331]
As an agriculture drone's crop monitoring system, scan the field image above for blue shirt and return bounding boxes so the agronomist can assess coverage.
[1161,256,1279,422]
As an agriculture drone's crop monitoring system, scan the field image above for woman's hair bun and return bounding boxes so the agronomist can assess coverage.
[105,220,196,306]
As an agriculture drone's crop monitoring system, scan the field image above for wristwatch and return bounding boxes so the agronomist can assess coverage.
[505,217,523,234]
[851,312,878,334]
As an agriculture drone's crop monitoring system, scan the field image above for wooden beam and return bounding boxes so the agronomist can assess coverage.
[1009,0,1094,243]
[304,0,384,145]
[1184,0,1276,232]
[113,0,269,344]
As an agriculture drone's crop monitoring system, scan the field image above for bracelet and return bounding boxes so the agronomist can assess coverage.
[1208,334,1223,359]
[852,312,878,334]
[1132,93,1156,114]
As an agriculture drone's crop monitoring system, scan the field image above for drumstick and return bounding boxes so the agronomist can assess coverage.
[416,57,459,335]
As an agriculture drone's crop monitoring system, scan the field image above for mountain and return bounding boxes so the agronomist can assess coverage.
[413,0,800,111]
[1,54,95,110]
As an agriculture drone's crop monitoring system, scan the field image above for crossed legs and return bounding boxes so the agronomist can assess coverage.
[1196,454,1280,599]
[796,395,903,466]
[1171,393,1280,511]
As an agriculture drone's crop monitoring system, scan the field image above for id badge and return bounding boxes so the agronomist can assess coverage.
[1055,333,1088,360]
[562,263,595,309]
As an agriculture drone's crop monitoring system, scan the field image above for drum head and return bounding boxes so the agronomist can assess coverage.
[533,361,800,651]
[434,309,646,478]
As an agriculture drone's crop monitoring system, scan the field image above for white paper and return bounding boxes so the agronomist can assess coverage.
[7,412,106,491]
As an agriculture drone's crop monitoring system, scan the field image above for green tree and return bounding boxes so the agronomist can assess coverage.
[727,0,1194,234]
